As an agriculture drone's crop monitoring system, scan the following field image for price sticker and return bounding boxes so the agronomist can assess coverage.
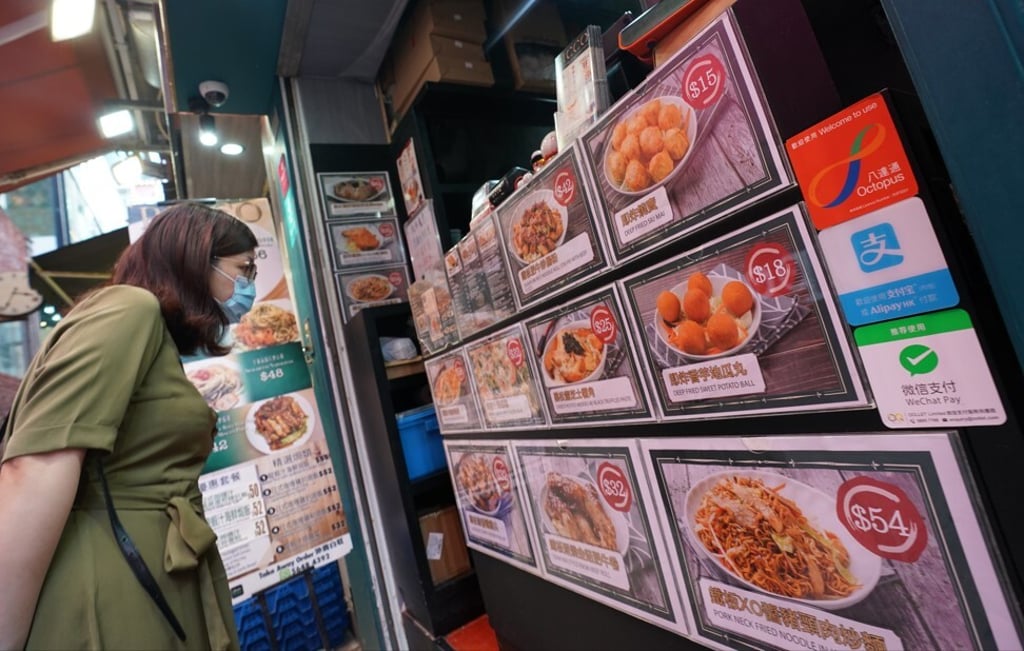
[554,168,576,207]
[590,305,618,344]
[506,338,525,368]
[378,222,395,238]
[453,358,466,383]
[260,368,285,382]
[682,54,726,110]
[597,462,632,513]
[369,176,386,193]
[388,271,404,287]
[492,457,512,493]
[837,476,927,563]
[744,242,796,296]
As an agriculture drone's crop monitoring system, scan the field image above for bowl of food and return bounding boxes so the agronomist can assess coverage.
[654,271,761,360]
[603,95,697,196]
[540,472,630,555]
[346,274,394,303]
[329,176,385,202]
[245,393,316,454]
[541,321,607,386]
[508,189,568,265]
[456,454,503,516]
[432,363,465,406]
[683,470,881,610]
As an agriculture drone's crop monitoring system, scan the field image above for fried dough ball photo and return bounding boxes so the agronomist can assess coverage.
[640,98,662,126]
[649,151,674,183]
[687,272,713,298]
[658,102,683,131]
[722,281,754,317]
[608,151,628,186]
[683,289,711,323]
[640,127,664,157]
[627,114,648,136]
[673,320,707,355]
[707,313,739,350]
[611,122,628,151]
[663,128,690,161]
[624,160,651,192]
[657,290,681,323]
[619,133,641,161]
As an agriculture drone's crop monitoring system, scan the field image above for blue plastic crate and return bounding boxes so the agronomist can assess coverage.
[312,565,351,647]
[233,597,273,651]
[265,576,319,651]
[396,404,445,480]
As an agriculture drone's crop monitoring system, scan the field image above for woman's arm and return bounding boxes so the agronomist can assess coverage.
[0,448,85,650]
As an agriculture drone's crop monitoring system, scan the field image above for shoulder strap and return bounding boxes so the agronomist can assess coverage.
[93,456,187,642]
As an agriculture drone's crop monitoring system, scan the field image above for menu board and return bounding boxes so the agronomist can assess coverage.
[640,433,1023,651]
[496,147,609,307]
[524,286,654,426]
[403,200,445,282]
[444,440,538,573]
[396,138,425,217]
[578,11,792,264]
[317,171,395,218]
[513,439,686,635]
[473,214,516,322]
[619,204,868,419]
[334,265,410,321]
[464,325,547,429]
[408,270,458,356]
[327,217,404,269]
[424,349,483,432]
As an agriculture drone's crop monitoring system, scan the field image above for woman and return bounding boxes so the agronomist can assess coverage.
[0,203,258,650]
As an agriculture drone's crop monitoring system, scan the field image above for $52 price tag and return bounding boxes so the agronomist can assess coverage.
[836,476,928,563]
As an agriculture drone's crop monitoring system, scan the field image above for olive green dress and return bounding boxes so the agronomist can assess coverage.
[1,286,239,650]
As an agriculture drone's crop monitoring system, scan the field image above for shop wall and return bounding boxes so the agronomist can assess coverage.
[295,78,388,145]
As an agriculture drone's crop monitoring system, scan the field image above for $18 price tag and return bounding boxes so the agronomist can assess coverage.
[744,242,795,296]
[597,462,632,513]
[836,476,927,563]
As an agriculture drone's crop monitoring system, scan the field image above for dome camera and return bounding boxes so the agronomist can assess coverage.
[199,80,229,108]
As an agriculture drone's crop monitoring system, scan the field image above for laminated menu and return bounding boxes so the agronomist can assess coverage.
[496,146,610,308]
[424,349,483,432]
[524,286,654,426]
[640,433,1024,651]
[318,171,395,218]
[578,10,792,264]
[472,214,516,322]
[619,204,868,419]
[464,325,546,429]
[327,217,405,269]
[445,440,538,573]
[334,265,410,321]
[513,439,686,635]
[408,269,458,355]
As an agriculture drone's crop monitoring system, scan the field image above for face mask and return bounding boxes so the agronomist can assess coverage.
[213,265,256,322]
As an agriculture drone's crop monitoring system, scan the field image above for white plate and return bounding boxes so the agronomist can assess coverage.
[345,274,395,303]
[653,273,761,361]
[185,357,244,412]
[539,474,630,555]
[335,223,392,253]
[683,469,881,610]
[326,176,387,203]
[508,189,569,265]
[244,393,316,455]
[540,320,607,386]
[603,94,698,196]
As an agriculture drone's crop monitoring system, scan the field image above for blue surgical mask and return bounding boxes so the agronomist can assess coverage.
[213,266,256,322]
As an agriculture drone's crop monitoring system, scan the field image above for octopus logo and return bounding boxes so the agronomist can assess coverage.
[807,123,886,208]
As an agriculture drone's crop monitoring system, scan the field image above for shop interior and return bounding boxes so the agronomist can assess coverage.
[1,1,1022,650]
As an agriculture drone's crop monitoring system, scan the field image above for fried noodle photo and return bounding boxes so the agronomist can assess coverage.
[513,200,564,263]
[234,303,299,349]
[253,396,309,451]
[543,473,617,551]
[692,475,860,600]
[348,275,392,302]
[457,454,501,513]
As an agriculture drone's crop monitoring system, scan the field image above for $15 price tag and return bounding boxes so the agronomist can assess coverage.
[597,462,632,513]
[836,476,928,563]
[682,54,726,110]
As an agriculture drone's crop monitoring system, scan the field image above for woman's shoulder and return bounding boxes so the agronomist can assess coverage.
[75,285,162,320]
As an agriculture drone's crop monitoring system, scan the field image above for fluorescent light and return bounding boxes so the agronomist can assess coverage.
[51,0,96,42]
[198,113,217,146]
[98,109,134,138]
[220,143,244,156]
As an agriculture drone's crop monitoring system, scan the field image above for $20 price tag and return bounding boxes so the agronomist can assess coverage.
[597,462,632,513]
[836,476,928,563]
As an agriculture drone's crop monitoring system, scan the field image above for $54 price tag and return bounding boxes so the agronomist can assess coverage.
[597,462,632,513]
[836,476,928,563]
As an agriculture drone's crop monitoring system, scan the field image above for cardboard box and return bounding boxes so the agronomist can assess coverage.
[394,55,495,119]
[494,0,566,93]
[418,506,472,585]
[395,34,485,80]
[404,0,487,45]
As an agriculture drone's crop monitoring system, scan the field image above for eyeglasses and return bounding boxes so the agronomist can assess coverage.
[212,256,258,282]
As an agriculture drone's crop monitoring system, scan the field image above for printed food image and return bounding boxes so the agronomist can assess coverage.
[656,271,758,358]
[333,178,377,201]
[457,454,501,513]
[468,340,523,399]
[187,364,243,411]
[253,396,309,451]
[543,325,604,384]
[543,473,618,551]
[692,475,860,600]
[433,365,463,405]
[605,96,694,194]
[512,199,565,263]
[340,226,380,251]
[347,275,392,302]
[234,303,299,349]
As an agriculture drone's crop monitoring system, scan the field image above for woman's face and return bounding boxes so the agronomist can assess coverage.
[210,251,257,302]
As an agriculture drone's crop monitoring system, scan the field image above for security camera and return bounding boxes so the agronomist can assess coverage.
[199,80,229,108]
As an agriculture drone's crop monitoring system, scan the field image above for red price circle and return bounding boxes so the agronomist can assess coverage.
[378,222,395,237]
[492,458,512,493]
[554,168,576,207]
[388,271,404,287]
[597,462,632,513]
[506,338,525,368]
[682,54,726,110]
[369,176,386,192]
[836,477,927,563]
[589,306,618,344]
[744,242,795,296]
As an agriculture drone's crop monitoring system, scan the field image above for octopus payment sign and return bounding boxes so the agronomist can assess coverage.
[787,93,918,229]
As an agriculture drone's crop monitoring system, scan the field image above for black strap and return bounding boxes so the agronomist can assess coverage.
[94,456,187,642]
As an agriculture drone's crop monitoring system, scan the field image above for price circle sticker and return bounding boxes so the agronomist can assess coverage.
[682,54,727,110]
[388,271,404,287]
[590,305,618,344]
[837,476,928,563]
[744,241,796,296]
[452,358,466,383]
[597,462,632,513]
[369,176,386,193]
[506,338,525,368]
[492,457,512,494]
[554,168,576,207]
[378,222,395,238]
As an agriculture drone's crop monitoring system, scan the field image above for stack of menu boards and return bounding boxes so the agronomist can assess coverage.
[317,171,411,321]
[554,25,611,151]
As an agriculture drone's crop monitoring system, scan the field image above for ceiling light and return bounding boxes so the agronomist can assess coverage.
[98,109,134,138]
[51,0,96,42]
[198,113,218,147]
[220,143,244,156]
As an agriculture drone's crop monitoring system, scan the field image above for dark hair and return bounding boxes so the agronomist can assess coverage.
[111,203,258,356]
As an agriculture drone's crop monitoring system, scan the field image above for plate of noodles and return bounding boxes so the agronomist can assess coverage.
[232,300,299,351]
[683,470,881,610]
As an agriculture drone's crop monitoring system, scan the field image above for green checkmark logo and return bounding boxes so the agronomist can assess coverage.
[899,344,938,375]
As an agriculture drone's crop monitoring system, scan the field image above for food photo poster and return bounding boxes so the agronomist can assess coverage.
[619,204,869,420]
[317,171,396,218]
[640,433,1023,651]
[444,440,539,574]
[512,439,688,636]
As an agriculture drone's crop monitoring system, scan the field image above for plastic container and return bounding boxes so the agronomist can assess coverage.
[396,404,446,480]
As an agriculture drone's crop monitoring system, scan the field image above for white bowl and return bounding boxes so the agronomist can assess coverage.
[654,273,761,361]
[507,189,569,265]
